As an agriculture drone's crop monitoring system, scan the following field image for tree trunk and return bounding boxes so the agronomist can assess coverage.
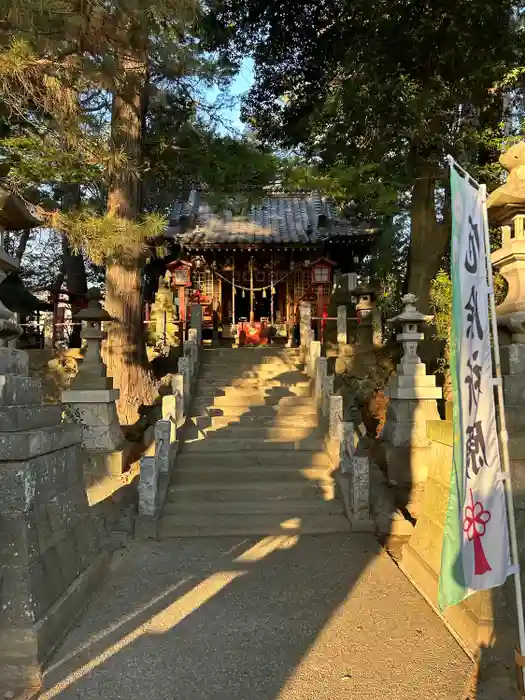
[62,236,87,348]
[58,184,88,347]
[104,52,155,425]
[407,168,450,313]
[16,230,31,260]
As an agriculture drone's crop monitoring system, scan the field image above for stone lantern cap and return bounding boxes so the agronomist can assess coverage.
[353,283,375,298]
[387,294,432,328]
[486,141,525,227]
[74,288,113,324]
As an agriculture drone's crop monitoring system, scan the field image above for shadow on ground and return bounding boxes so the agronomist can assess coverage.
[39,347,473,700]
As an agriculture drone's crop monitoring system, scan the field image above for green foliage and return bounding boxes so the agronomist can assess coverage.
[211,0,525,311]
[278,160,402,219]
[429,269,452,343]
[50,210,167,264]
[429,268,507,343]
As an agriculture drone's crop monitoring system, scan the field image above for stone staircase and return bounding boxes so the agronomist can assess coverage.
[158,346,350,537]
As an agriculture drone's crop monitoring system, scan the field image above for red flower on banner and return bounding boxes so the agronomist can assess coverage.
[463,489,492,575]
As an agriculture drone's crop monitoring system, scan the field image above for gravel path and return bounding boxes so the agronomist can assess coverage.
[39,534,473,700]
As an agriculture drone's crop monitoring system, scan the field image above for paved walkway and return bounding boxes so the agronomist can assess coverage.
[39,534,473,700]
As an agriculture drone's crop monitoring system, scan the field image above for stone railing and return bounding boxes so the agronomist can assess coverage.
[137,412,179,530]
[136,306,202,538]
[302,324,373,531]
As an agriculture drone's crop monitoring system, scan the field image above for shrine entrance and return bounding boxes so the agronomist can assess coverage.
[233,289,271,322]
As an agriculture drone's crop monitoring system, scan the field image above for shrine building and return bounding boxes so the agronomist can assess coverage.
[157,191,376,340]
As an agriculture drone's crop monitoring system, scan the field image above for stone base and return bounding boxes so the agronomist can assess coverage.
[84,447,127,477]
[384,443,431,518]
[334,471,375,532]
[0,550,110,693]
[0,348,110,695]
[399,542,488,658]
[399,417,520,680]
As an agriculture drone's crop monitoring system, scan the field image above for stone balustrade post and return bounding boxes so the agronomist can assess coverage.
[337,305,347,345]
[329,394,343,440]
[308,339,321,380]
[178,356,191,410]
[315,355,327,409]
[299,301,312,349]
[190,302,203,345]
[154,420,173,474]
[380,293,441,518]
[322,373,334,419]
[188,327,198,345]
[171,373,185,426]
[138,455,158,517]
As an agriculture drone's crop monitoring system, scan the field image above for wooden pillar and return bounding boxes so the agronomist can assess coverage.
[286,276,290,323]
[249,256,254,323]
[270,255,275,325]
[178,287,185,322]
[232,255,236,325]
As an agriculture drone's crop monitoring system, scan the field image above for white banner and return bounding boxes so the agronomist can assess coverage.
[449,163,510,595]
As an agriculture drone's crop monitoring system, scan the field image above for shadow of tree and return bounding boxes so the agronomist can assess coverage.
[38,345,473,700]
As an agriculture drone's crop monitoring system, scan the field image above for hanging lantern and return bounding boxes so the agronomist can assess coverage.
[271,286,276,295]
[262,289,267,299]
[242,289,245,298]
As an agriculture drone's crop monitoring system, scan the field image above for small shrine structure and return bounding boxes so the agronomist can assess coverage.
[155,191,376,342]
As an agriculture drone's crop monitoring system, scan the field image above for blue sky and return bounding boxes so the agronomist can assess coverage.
[203,57,255,134]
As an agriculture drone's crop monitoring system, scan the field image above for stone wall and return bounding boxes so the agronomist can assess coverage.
[0,348,108,692]
[399,419,517,671]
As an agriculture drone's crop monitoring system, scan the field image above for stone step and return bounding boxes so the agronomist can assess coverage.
[190,414,319,431]
[200,349,300,356]
[157,512,350,537]
[196,373,306,386]
[190,404,318,418]
[163,498,343,515]
[199,360,303,370]
[171,464,333,486]
[180,437,326,453]
[0,404,63,432]
[193,394,317,409]
[0,423,80,461]
[197,370,283,381]
[196,375,309,389]
[193,386,312,401]
[202,349,301,357]
[0,375,42,406]
[193,426,323,441]
[165,480,335,502]
[177,450,332,468]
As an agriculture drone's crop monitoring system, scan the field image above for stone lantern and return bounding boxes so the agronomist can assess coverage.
[353,282,374,325]
[352,281,382,347]
[489,142,525,343]
[62,288,126,470]
[380,293,441,518]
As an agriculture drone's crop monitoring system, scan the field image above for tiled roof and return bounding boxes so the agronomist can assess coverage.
[165,192,375,247]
